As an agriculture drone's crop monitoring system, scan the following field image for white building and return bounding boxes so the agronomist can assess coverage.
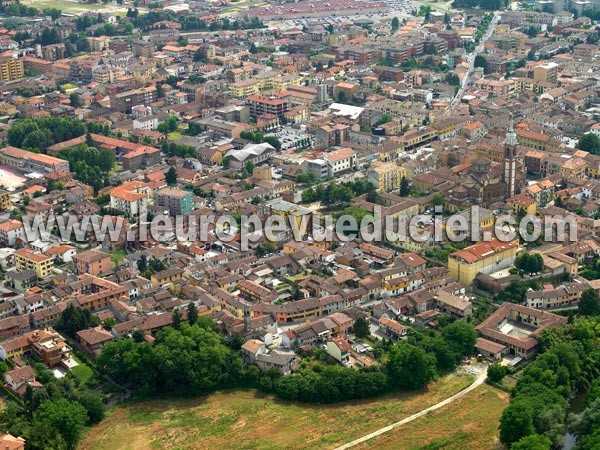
[323,147,357,177]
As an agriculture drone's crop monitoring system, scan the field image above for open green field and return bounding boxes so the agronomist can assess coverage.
[80,373,474,450]
[71,357,94,384]
[355,384,509,450]
[21,0,127,15]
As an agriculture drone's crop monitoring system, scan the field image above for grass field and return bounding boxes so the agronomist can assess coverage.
[80,373,475,450]
[71,355,94,384]
[110,249,127,265]
[21,0,127,15]
[354,384,509,450]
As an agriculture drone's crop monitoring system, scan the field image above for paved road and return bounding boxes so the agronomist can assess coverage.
[448,12,500,113]
[333,366,489,450]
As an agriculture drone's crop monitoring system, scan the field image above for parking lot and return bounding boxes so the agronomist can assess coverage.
[268,127,313,151]
[269,0,418,30]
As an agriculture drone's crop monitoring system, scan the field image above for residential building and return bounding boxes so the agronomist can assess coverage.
[14,249,53,279]
[72,249,112,276]
[0,434,25,450]
[0,190,11,211]
[326,337,351,365]
[448,239,520,285]
[0,58,24,82]
[475,303,567,360]
[0,328,72,367]
[323,147,357,177]
[154,187,194,215]
[76,326,115,359]
[0,220,22,246]
[367,161,408,191]
[110,181,150,218]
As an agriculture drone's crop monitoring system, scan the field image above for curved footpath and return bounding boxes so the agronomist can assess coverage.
[333,367,489,450]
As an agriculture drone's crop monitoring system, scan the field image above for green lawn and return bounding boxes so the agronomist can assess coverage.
[59,82,77,91]
[167,131,184,141]
[111,249,127,265]
[22,0,128,14]
[71,358,94,384]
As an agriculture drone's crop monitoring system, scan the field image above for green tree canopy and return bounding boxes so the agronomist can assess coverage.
[353,316,370,339]
[578,133,600,154]
[386,342,436,390]
[579,289,600,316]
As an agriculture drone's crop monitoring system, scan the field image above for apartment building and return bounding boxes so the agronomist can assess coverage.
[154,187,194,215]
[0,220,23,246]
[110,86,158,113]
[110,181,150,218]
[15,249,53,279]
[315,124,350,149]
[0,58,24,82]
[72,249,112,276]
[367,161,408,191]
[474,79,515,98]
[246,94,289,120]
[476,303,567,360]
[323,147,357,177]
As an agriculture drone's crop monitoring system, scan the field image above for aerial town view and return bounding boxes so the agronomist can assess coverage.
[0,0,600,448]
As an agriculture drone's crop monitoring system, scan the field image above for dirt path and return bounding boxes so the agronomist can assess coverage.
[333,366,489,450]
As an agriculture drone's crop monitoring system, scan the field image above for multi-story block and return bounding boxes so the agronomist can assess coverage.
[154,187,194,216]
[14,249,53,279]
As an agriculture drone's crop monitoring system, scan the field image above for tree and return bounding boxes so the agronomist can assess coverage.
[316,61,324,72]
[69,93,82,108]
[337,91,348,103]
[137,255,148,273]
[499,401,535,446]
[301,187,317,204]
[554,195,565,208]
[474,55,488,71]
[354,316,370,339]
[511,434,552,450]
[391,16,399,33]
[156,83,164,98]
[487,363,507,383]
[514,253,544,274]
[441,321,477,356]
[33,399,88,450]
[386,342,436,390]
[77,393,106,424]
[172,308,182,329]
[579,289,600,316]
[188,302,198,325]
[432,193,443,207]
[578,133,600,154]
[165,166,177,185]
[400,176,410,197]
[56,304,100,339]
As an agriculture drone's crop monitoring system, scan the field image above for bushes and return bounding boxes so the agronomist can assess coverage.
[97,322,243,395]
[95,319,478,406]
[487,363,507,383]
[387,342,437,390]
[272,366,388,403]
